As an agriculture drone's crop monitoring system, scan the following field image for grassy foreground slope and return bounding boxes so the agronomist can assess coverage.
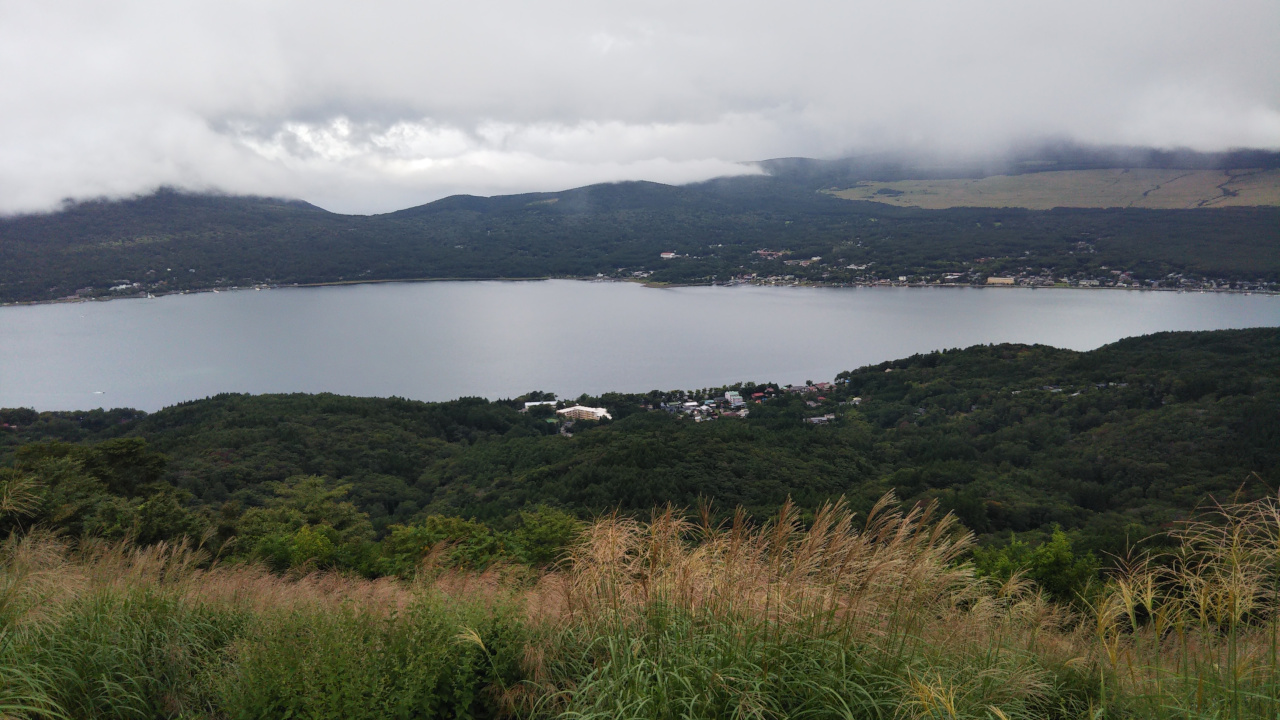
[5,486,1280,718]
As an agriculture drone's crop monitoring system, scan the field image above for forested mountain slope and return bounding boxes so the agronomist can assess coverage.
[3,151,1278,303]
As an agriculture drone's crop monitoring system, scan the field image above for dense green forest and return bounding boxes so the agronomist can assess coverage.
[3,149,1279,303]
[2,327,1276,586]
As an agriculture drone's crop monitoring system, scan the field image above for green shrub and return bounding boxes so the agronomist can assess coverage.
[378,517,511,575]
[511,507,581,567]
[973,527,1100,603]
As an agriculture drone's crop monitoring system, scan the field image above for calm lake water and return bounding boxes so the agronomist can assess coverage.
[2,280,1278,411]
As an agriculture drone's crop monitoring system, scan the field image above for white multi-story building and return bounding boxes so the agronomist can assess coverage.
[556,405,613,421]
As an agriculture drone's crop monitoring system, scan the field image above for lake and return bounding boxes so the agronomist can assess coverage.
[2,280,1278,411]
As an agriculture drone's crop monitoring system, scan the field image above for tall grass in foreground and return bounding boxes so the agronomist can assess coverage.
[1093,495,1280,719]
[219,576,529,719]
[0,531,524,719]
[0,534,249,718]
[6,492,1280,718]
[531,496,1087,719]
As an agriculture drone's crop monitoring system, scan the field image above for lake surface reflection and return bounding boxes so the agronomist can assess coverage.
[2,280,1278,411]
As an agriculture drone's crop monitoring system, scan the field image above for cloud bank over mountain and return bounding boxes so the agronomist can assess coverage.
[2,0,1277,214]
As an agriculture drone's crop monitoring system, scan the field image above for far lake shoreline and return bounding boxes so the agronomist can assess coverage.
[4,274,1276,308]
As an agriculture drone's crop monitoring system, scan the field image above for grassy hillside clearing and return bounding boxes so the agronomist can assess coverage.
[830,168,1280,209]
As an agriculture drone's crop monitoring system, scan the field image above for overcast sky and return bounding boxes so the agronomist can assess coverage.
[2,0,1278,215]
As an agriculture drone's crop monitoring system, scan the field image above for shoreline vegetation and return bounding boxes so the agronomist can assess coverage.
[4,273,1276,308]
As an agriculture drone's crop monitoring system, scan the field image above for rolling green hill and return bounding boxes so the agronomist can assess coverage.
[4,327,1277,565]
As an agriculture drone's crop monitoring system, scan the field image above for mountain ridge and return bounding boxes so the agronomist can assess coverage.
[2,147,1278,303]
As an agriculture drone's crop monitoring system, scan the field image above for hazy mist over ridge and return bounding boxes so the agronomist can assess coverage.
[3,0,1278,215]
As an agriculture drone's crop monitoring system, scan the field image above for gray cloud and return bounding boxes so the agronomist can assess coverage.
[2,0,1277,214]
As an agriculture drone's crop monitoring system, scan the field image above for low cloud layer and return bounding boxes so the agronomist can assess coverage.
[2,0,1277,214]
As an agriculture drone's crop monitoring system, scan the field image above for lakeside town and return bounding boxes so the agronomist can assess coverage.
[516,367,1158,435]
[640,248,1280,294]
[522,380,858,433]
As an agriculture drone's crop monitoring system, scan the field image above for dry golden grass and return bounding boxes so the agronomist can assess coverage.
[829,168,1280,209]
[1089,494,1280,714]
[0,531,528,631]
[556,495,984,630]
[529,495,1081,717]
[0,529,77,629]
[9,490,1280,717]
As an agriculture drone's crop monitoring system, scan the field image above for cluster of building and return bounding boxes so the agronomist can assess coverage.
[523,380,862,432]
[975,269,1276,292]
[648,249,1278,294]
[647,382,852,424]
[661,390,751,422]
[783,257,822,267]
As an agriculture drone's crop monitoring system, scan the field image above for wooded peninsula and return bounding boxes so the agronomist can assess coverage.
[4,327,1275,589]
